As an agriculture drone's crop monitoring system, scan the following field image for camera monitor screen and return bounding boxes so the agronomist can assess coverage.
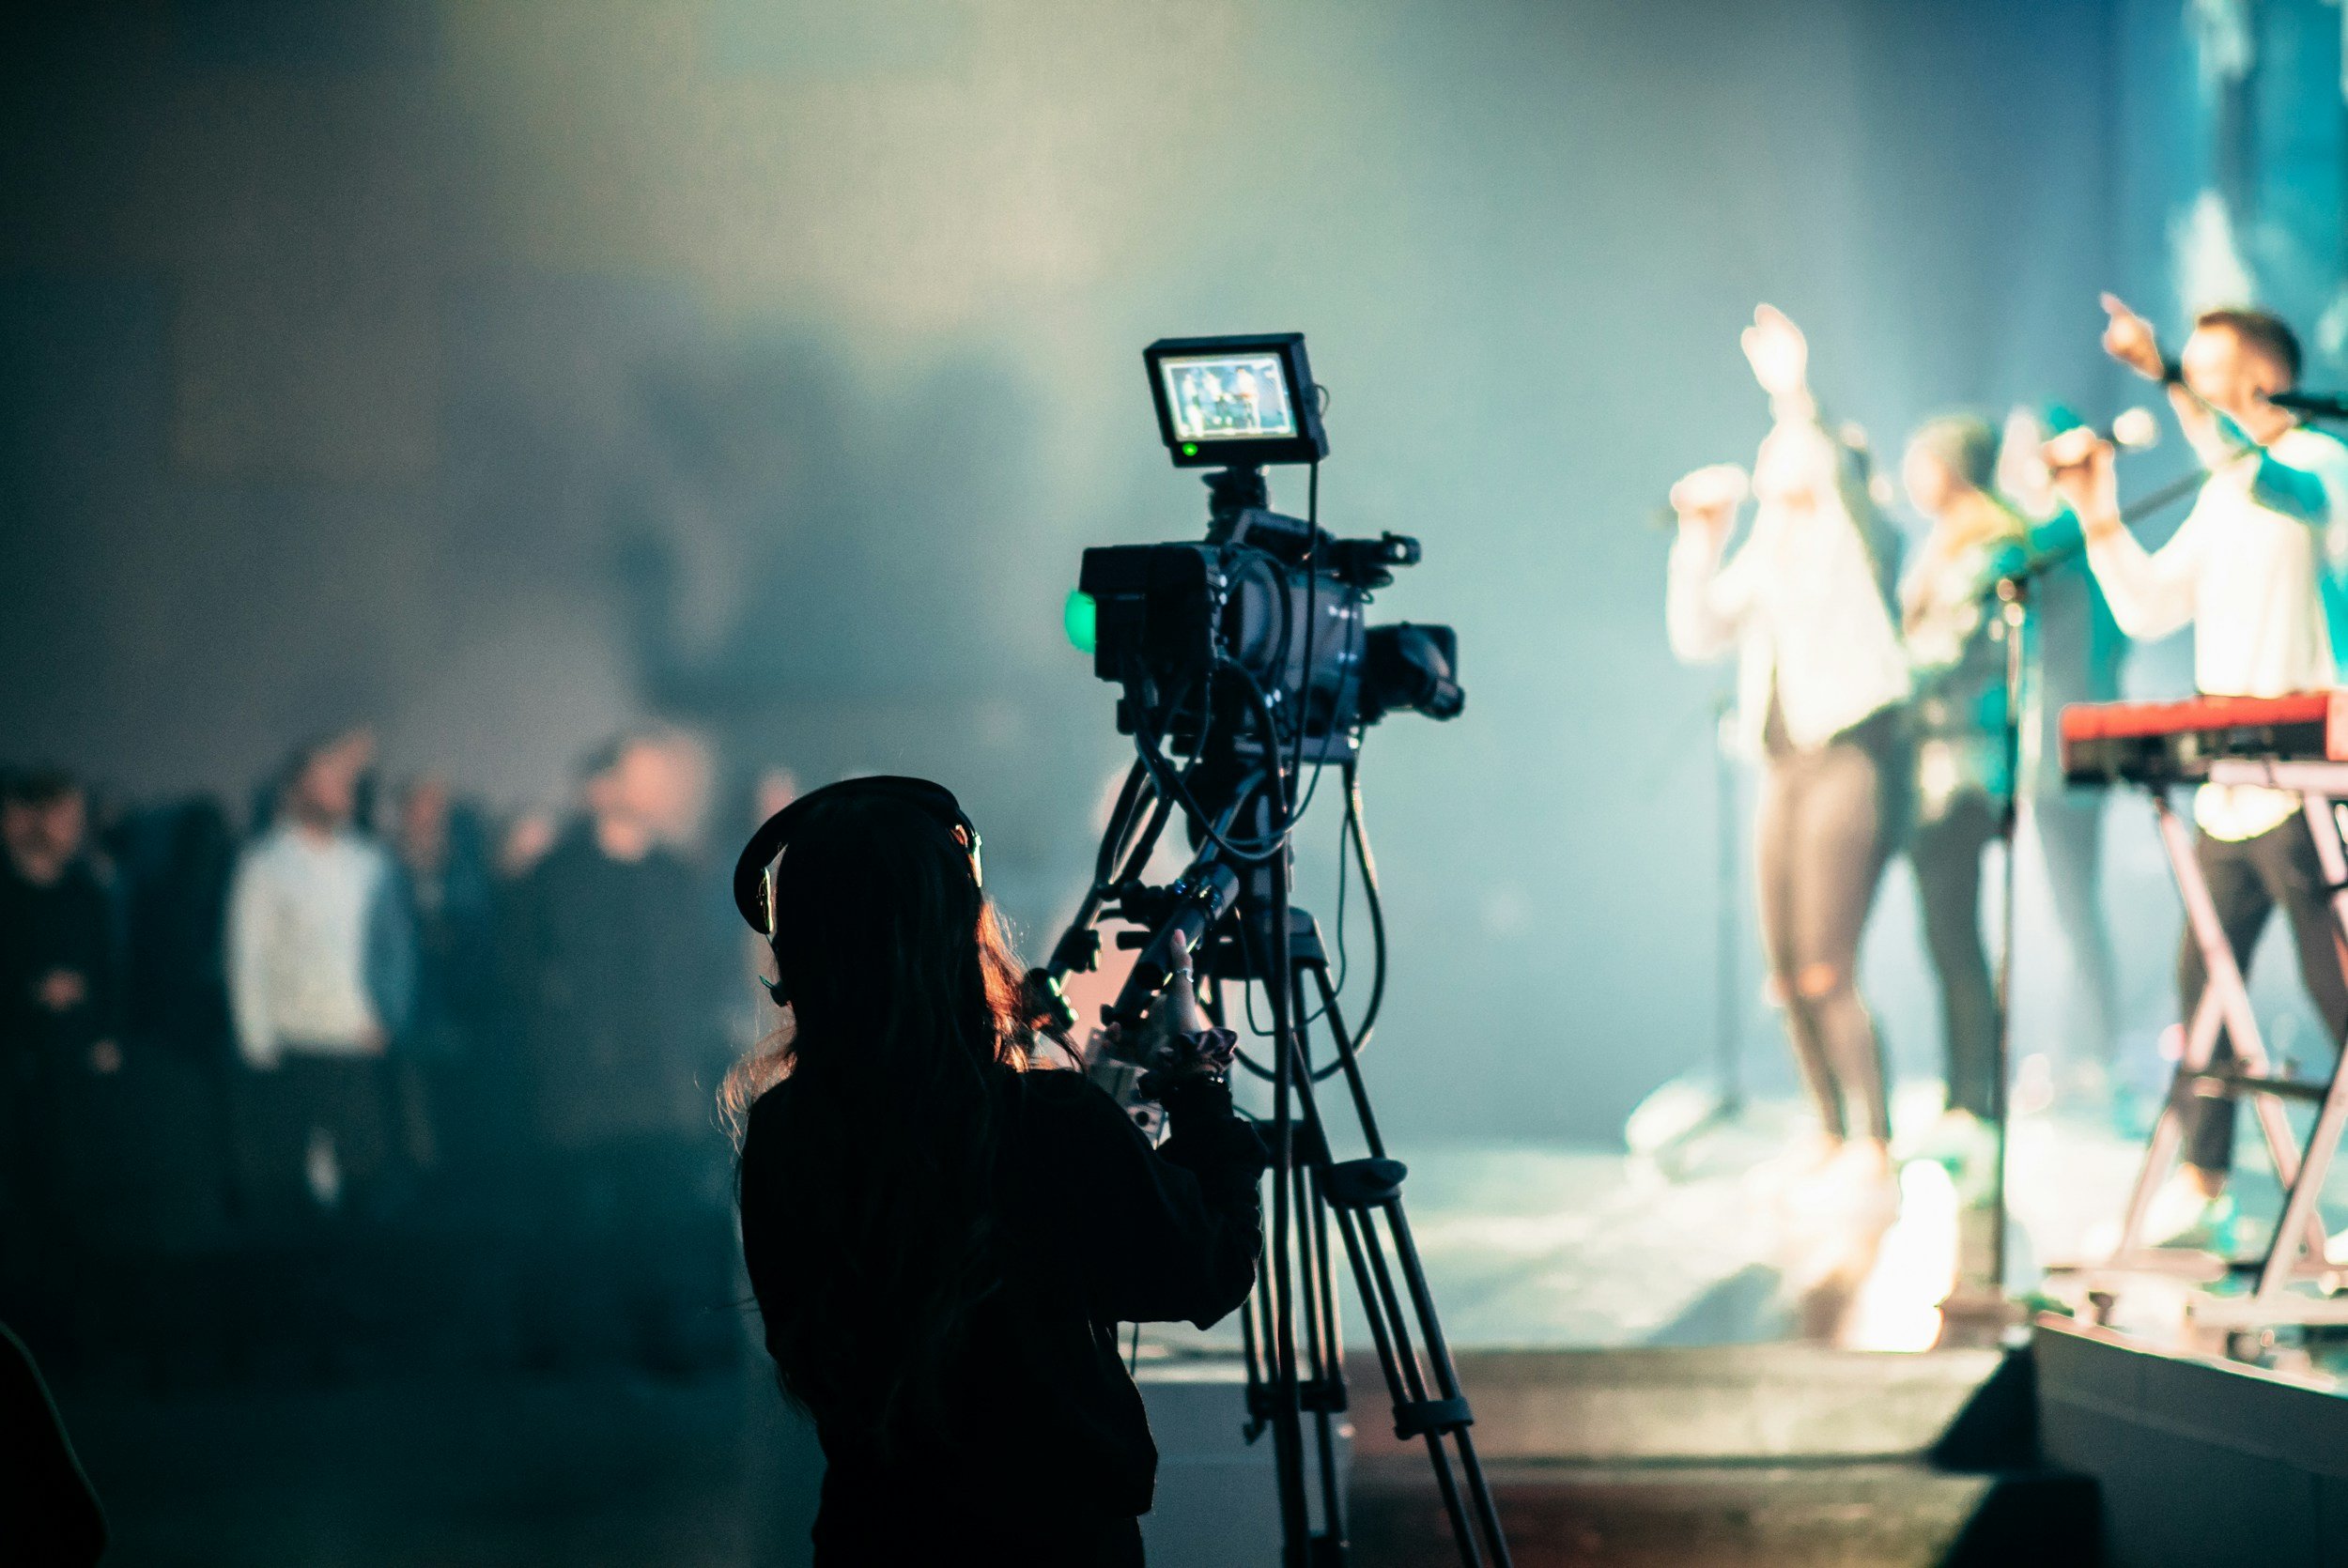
[1161,353,1296,442]
[1144,333,1329,468]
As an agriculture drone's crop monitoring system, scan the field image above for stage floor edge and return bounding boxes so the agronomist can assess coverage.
[2033,1312,2348,1568]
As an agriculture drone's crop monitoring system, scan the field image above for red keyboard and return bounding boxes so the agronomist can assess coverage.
[2061,692,2348,784]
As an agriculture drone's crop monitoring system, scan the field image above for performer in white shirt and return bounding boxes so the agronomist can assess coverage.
[2049,299,2348,1242]
[1667,306,1912,1192]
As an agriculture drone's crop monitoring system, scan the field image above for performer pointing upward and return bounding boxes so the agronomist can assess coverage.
[2049,297,2348,1245]
[1666,306,1911,1197]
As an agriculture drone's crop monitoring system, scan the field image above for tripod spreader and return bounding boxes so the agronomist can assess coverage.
[1321,1157,1408,1209]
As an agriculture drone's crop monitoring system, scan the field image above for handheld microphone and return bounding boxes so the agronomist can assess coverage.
[2103,406,2162,451]
[1650,463,1751,530]
[2266,390,2348,422]
[2043,407,2160,471]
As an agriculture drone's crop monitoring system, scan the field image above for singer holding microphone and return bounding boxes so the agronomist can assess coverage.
[1894,415,2026,1188]
[1667,306,1911,1202]
[1896,406,2155,1174]
[2049,298,2348,1247]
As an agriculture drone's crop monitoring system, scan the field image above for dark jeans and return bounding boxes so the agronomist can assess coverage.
[2179,816,2348,1175]
[235,1053,397,1231]
[1912,791,2000,1120]
[1756,707,1906,1142]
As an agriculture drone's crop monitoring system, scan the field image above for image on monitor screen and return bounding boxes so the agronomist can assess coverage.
[1161,352,1297,442]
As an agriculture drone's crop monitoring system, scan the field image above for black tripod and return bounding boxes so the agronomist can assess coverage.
[1041,762,1512,1568]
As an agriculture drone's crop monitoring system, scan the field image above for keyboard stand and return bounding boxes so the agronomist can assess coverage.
[2074,762,2348,1330]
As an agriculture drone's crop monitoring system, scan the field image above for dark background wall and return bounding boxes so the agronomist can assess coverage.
[1,0,2129,1143]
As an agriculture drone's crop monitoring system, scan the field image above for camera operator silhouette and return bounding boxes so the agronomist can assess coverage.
[730,776,1267,1566]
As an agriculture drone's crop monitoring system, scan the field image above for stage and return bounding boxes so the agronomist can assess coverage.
[1150,1084,2160,1358]
[57,1096,2348,1567]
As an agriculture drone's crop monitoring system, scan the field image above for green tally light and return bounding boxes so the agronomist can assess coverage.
[1063,588,1097,653]
[1182,441,1199,456]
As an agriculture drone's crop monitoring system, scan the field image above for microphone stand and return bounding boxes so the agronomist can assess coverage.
[1984,567,2031,1302]
[1622,682,1748,1175]
[2270,392,2348,423]
[1714,684,1744,1121]
[1968,463,2216,1312]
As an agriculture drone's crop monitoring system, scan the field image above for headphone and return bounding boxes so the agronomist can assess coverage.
[733,778,983,1011]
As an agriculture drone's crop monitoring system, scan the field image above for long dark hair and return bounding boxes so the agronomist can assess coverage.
[725,792,1035,1450]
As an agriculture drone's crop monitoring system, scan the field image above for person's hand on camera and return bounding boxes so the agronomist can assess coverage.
[1130,931,1236,1099]
[2100,293,2165,382]
[1145,930,1209,1038]
[1097,930,1202,1059]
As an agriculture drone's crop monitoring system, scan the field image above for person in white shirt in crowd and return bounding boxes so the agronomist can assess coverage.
[2048,297,2348,1246]
[226,729,414,1223]
[1667,305,1913,1199]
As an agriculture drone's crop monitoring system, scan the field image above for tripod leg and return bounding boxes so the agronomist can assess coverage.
[1306,965,1514,1568]
[1331,1204,1412,1410]
[1288,980,1348,1558]
[1382,1200,1510,1560]
[1293,1157,1346,1549]
[1290,978,1348,1387]
[1259,948,1456,1568]
[1259,897,1311,1566]
[1326,1191,1485,1563]
[1217,973,1277,1442]
[1241,1238,1273,1440]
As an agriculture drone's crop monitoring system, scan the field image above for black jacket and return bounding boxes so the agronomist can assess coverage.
[1,861,121,1201]
[738,1066,1266,1558]
[500,827,729,1148]
[0,860,118,1065]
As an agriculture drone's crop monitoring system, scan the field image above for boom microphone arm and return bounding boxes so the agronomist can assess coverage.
[2268,390,2348,422]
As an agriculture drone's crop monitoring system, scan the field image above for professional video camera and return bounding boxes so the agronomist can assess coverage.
[1034,332,1506,1568]
[1064,334,1463,770]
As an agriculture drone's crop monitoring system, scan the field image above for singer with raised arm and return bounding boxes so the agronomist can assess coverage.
[2048,297,2348,1246]
[1666,305,1911,1205]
